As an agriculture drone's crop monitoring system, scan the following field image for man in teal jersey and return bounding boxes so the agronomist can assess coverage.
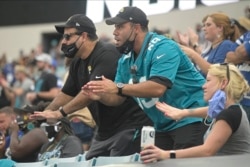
[83,6,207,150]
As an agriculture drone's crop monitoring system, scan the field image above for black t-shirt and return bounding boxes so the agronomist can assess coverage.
[0,87,11,108]
[62,42,153,140]
[32,71,58,105]
[216,105,242,133]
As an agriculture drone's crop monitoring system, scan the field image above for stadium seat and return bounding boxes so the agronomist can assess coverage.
[44,154,82,166]
[0,159,16,167]
[78,152,87,161]
[92,153,140,166]
[14,161,48,167]
[53,158,96,167]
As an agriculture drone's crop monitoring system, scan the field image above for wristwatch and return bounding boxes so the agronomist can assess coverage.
[170,150,176,159]
[59,106,67,117]
[116,83,124,96]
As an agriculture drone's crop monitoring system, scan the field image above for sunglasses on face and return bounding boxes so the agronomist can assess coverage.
[62,32,82,41]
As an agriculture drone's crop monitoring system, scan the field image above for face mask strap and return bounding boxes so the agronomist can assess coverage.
[54,121,62,132]
[203,115,213,126]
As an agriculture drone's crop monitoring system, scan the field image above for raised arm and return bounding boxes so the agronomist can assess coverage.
[180,45,211,74]
[156,102,208,120]
[10,124,48,160]
[226,44,250,64]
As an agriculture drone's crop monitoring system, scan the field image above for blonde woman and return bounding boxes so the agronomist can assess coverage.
[141,64,250,163]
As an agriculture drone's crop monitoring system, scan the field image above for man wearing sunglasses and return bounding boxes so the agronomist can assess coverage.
[30,14,153,160]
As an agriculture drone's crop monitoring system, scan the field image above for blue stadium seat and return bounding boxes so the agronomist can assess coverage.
[0,159,16,167]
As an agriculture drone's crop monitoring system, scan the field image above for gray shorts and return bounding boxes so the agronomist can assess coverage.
[85,128,140,160]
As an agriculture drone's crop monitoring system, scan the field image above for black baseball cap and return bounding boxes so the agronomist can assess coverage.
[55,14,96,34]
[105,6,149,26]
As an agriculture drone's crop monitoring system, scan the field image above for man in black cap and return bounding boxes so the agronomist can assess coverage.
[83,6,207,160]
[30,14,153,160]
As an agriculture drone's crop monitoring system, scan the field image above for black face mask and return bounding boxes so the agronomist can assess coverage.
[61,36,81,58]
[45,126,58,139]
[40,122,61,139]
[61,42,79,58]
[117,40,135,54]
[117,26,136,54]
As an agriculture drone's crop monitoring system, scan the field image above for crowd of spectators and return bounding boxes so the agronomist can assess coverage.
[0,4,250,166]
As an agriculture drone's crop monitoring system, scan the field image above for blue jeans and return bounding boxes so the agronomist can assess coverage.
[70,121,94,144]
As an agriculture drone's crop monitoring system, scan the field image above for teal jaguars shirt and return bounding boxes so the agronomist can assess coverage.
[115,32,207,131]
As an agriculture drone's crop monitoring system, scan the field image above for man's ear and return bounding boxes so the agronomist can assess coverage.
[81,32,88,41]
[134,24,141,33]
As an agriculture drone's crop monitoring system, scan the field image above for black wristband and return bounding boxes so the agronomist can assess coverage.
[59,106,67,117]
[170,150,176,159]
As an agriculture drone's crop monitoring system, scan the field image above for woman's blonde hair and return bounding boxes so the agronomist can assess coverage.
[208,64,250,103]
